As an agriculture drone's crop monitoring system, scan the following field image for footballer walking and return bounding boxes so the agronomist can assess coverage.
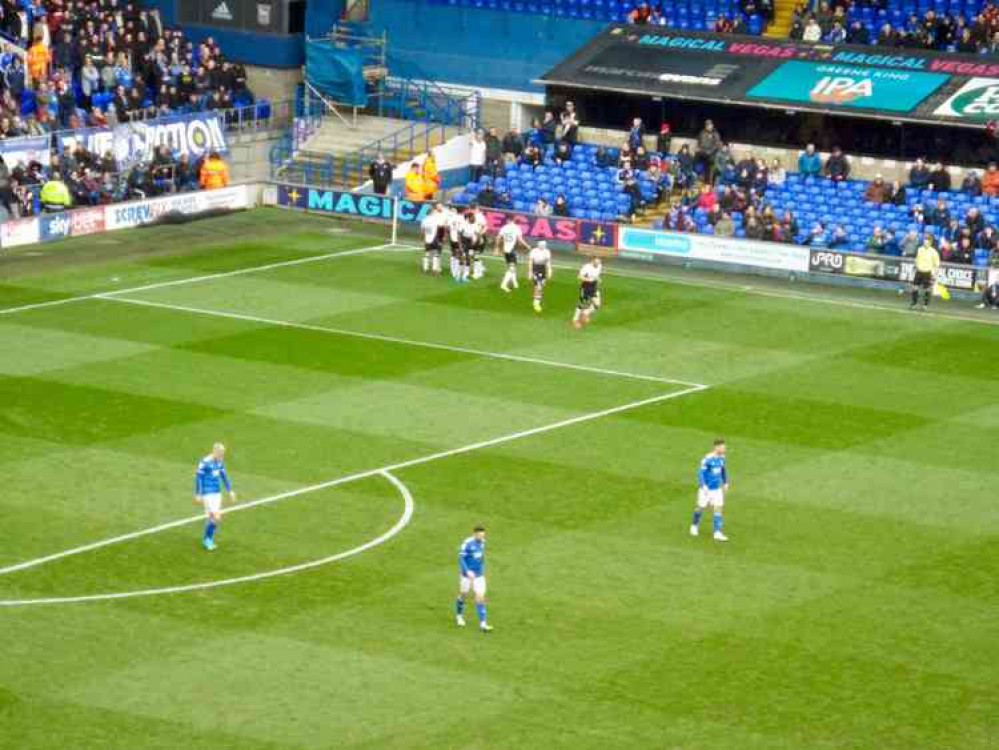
[528,241,553,313]
[496,214,529,292]
[690,439,729,542]
[456,525,493,632]
[573,257,602,328]
[194,442,236,551]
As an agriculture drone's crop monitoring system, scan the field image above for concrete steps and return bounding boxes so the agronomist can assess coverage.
[765,0,797,36]
[276,115,458,188]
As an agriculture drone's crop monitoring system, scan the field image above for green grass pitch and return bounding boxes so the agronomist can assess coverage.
[0,207,996,749]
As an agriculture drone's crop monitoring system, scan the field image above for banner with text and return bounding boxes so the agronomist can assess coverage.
[0,135,52,169]
[275,185,617,248]
[618,227,810,272]
[808,248,979,289]
[540,25,999,126]
[0,186,250,249]
[56,113,229,168]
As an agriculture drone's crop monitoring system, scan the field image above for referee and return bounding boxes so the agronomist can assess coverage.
[910,237,940,311]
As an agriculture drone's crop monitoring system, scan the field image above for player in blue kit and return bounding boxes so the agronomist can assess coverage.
[194,442,236,551]
[455,525,493,632]
[690,439,729,542]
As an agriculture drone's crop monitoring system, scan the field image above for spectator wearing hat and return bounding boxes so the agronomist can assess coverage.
[657,123,671,155]
[962,170,982,197]
[865,174,891,204]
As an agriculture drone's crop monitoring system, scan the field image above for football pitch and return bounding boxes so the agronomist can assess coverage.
[1,207,995,749]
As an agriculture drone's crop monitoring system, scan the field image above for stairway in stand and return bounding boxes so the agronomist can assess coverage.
[277,115,458,189]
[765,0,798,37]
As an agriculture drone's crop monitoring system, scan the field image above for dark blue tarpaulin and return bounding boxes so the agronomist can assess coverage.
[306,40,368,107]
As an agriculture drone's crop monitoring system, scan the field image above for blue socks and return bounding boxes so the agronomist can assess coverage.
[713,513,723,533]
[204,520,216,542]
[691,509,703,527]
[476,602,487,623]
[456,597,465,615]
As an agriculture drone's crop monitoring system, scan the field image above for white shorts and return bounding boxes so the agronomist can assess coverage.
[202,493,222,516]
[697,488,724,509]
[459,574,487,597]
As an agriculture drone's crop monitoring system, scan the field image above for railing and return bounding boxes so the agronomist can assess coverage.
[383,51,482,130]
[268,118,451,189]
[351,119,448,183]
[369,78,479,130]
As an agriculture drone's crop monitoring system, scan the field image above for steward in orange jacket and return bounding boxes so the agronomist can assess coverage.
[199,152,230,190]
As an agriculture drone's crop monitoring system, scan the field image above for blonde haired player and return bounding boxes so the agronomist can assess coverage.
[194,442,237,551]
[496,214,530,292]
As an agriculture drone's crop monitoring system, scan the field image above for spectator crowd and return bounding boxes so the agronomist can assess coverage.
[0,141,230,220]
[455,103,999,269]
[790,0,999,53]
[0,1,252,139]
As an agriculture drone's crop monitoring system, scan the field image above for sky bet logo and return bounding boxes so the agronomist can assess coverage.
[41,212,72,240]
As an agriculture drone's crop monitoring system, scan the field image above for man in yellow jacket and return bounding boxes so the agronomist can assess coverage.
[422,153,440,200]
[404,162,424,202]
[199,152,230,190]
[910,237,940,311]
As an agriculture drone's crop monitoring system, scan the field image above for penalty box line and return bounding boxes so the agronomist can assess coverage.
[0,383,707,594]
[0,241,404,318]
[97,295,705,388]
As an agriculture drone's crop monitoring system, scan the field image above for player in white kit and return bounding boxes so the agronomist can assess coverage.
[421,203,446,276]
[470,205,488,279]
[446,206,464,279]
[528,241,553,313]
[573,257,603,328]
[495,215,530,292]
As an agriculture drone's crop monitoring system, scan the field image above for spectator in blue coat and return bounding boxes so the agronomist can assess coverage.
[804,221,830,247]
[798,144,822,177]
[828,223,850,249]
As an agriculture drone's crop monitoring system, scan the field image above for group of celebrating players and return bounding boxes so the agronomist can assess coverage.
[420,202,604,328]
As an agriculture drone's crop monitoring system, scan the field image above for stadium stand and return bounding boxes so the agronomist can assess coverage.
[452,131,998,267]
[788,0,999,51]
[0,2,254,135]
[416,0,771,33]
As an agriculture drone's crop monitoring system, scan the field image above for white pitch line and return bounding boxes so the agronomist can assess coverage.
[0,383,705,603]
[383,243,999,330]
[98,296,704,388]
[0,470,415,607]
[0,242,400,317]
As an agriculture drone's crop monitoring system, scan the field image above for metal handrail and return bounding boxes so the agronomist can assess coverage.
[304,80,356,130]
